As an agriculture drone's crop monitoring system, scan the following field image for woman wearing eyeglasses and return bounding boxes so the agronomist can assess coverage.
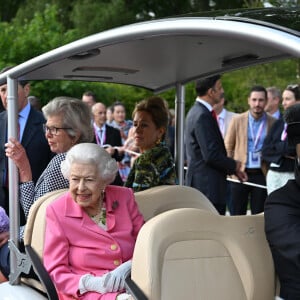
[262,84,300,195]
[1,96,93,280]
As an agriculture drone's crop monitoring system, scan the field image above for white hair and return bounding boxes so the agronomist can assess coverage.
[61,143,118,184]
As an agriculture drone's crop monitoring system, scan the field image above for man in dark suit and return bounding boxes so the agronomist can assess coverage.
[265,86,282,120]
[92,102,124,186]
[264,103,300,300]
[0,74,52,225]
[185,75,247,215]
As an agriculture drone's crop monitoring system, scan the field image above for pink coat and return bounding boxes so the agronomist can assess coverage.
[43,185,144,300]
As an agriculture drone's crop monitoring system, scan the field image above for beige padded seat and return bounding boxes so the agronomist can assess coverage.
[21,185,213,290]
[134,185,218,221]
[131,208,276,300]
[21,185,217,296]
[23,185,213,272]
[22,188,67,293]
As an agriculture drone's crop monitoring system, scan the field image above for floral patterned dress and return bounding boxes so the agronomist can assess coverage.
[125,142,177,192]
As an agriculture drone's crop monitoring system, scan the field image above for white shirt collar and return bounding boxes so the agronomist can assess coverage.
[93,123,106,132]
[196,97,213,112]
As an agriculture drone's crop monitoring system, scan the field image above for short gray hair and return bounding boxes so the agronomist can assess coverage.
[42,96,93,143]
[61,143,118,184]
[266,86,281,99]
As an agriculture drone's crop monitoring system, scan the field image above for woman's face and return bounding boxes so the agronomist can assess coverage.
[69,162,104,215]
[133,111,165,153]
[45,115,75,153]
[113,105,126,124]
[282,90,296,110]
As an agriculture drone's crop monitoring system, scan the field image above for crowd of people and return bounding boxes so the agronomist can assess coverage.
[185,76,300,218]
[184,77,300,299]
[0,67,177,298]
[1,63,300,298]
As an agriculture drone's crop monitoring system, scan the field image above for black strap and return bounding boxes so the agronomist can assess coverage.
[25,245,59,300]
[125,275,148,300]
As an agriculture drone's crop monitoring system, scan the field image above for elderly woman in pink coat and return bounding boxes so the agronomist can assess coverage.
[43,143,144,300]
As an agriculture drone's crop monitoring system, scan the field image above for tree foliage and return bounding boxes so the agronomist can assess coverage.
[0,0,299,114]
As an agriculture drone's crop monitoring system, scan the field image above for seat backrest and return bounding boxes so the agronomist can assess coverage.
[134,185,218,221]
[22,185,216,295]
[131,208,276,300]
[24,188,68,258]
[22,188,68,294]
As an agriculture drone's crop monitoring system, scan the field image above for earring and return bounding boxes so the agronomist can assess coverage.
[156,137,161,145]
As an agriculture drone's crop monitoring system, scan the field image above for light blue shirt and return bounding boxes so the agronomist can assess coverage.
[18,102,31,141]
[271,109,281,119]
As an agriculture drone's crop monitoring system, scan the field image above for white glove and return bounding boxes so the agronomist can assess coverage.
[104,260,132,292]
[117,293,132,300]
[79,273,111,295]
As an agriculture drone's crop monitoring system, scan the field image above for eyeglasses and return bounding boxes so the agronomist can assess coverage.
[43,124,72,135]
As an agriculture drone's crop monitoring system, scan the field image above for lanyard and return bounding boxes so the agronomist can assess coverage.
[249,114,266,151]
[94,125,106,146]
[281,123,288,141]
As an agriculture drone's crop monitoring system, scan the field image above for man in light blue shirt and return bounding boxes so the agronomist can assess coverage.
[225,85,276,215]
[265,86,282,119]
[0,67,52,226]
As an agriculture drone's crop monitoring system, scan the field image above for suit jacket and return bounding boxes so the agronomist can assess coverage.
[185,101,236,205]
[44,185,144,300]
[262,119,295,172]
[93,124,123,162]
[225,111,275,174]
[264,179,300,299]
[0,107,52,223]
[93,124,124,186]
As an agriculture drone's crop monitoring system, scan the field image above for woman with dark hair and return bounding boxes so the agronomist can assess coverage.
[262,84,300,194]
[110,101,133,182]
[111,101,132,144]
[124,96,177,192]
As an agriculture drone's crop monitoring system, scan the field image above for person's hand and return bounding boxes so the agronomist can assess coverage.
[104,260,132,292]
[115,146,125,155]
[105,146,116,156]
[79,273,111,295]
[0,231,9,247]
[5,138,32,182]
[116,293,133,300]
[236,170,248,182]
[235,160,248,182]
[79,260,131,295]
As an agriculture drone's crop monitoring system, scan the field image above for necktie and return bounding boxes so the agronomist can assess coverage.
[211,110,217,121]
[98,129,103,146]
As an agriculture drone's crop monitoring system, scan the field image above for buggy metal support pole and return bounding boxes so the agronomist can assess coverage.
[7,76,20,284]
[175,83,185,185]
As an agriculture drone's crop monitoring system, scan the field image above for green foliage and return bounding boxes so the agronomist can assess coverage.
[70,0,135,36]
[223,58,300,113]
[0,5,79,65]
[268,0,300,6]
[0,0,23,22]
[1,1,300,116]
[243,0,264,8]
